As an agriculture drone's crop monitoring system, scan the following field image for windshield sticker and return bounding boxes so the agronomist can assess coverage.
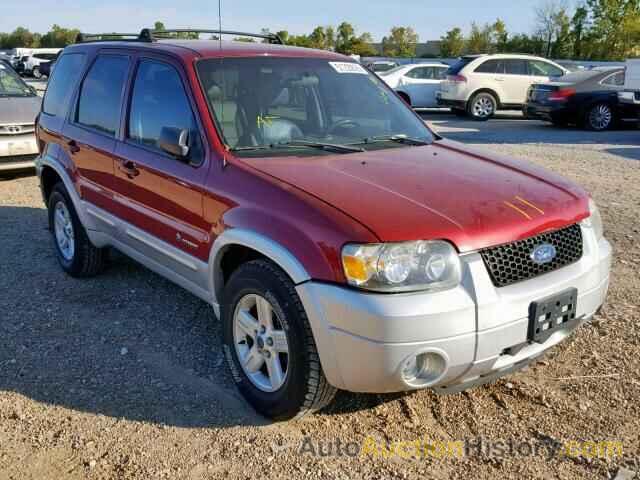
[329,62,368,75]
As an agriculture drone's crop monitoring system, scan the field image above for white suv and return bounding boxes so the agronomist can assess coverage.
[438,54,568,120]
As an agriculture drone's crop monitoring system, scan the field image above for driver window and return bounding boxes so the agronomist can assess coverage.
[128,60,202,161]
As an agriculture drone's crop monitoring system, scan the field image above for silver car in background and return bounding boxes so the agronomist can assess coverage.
[0,61,41,173]
[379,63,449,108]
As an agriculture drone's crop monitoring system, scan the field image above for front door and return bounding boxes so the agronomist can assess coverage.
[113,55,210,288]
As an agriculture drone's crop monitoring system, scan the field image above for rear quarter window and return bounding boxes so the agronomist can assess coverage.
[42,53,87,117]
[75,55,129,136]
[447,58,474,75]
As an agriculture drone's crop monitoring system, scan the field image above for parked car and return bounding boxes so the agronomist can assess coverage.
[24,49,62,78]
[0,61,41,173]
[36,51,61,78]
[36,29,611,420]
[525,68,638,130]
[13,55,30,75]
[9,48,34,68]
[438,54,569,120]
[617,59,640,121]
[366,60,399,73]
[379,63,449,108]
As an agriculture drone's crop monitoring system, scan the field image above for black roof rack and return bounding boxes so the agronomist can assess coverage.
[152,29,283,44]
[74,28,282,45]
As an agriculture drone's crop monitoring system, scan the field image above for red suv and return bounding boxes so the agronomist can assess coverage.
[35,29,611,420]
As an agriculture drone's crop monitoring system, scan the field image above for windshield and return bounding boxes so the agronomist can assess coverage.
[0,63,34,96]
[196,57,434,157]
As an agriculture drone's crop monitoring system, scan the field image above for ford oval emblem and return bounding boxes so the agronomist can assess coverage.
[530,243,557,265]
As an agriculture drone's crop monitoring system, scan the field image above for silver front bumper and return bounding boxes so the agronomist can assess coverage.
[297,226,612,393]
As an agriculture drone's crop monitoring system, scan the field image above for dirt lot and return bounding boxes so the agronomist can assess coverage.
[1,114,639,479]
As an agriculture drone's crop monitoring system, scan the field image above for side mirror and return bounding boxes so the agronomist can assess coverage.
[159,127,190,160]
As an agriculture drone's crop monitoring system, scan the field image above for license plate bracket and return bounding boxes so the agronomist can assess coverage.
[528,288,578,343]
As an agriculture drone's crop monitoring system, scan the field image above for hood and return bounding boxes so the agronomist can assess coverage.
[0,95,41,125]
[240,139,589,252]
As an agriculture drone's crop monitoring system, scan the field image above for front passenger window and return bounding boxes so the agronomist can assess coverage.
[128,60,202,161]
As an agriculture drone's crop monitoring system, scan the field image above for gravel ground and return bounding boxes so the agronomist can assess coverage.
[1,113,639,479]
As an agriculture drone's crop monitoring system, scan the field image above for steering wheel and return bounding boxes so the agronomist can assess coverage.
[327,119,361,135]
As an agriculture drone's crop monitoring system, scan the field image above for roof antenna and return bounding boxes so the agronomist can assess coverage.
[218,0,228,167]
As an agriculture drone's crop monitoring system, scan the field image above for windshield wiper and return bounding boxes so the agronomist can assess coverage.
[361,135,431,146]
[283,140,364,153]
[231,140,364,154]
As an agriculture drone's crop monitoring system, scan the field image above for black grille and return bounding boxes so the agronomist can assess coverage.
[480,224,583,288]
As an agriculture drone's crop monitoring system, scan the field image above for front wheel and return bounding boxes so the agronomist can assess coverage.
[222,260,337,420]
[32,66,41,79]
[48,182,108,277]
[585,103,614,131]
[468,92,497,121]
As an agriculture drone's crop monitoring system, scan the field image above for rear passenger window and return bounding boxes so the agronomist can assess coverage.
[75,55,129,136]
[128,60,201,160]
[602,71,625,86]
[504,59,527,75]
[43,53,86,117]
[474,60,500,74]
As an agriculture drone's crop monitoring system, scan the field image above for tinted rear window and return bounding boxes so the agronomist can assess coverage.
[474,59,500,74]
[447,57,474,75]
[504,59,527,75]
[75,55,129,136]
[43,53,86,117]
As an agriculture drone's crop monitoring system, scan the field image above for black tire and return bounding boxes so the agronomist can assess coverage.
[452,108,467,117]
[47,182,108,277]
[222,259,337,420]
[585,103,615,131]
[467,92,497,121]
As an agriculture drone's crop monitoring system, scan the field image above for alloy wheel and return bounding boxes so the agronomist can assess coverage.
[472,95,495,119]
[53,201,75,261]
[589,104,612,131]
[233,293,289,392]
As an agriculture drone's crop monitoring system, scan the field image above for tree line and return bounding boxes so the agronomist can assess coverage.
[1,1,638,61]
[440,0,640,61]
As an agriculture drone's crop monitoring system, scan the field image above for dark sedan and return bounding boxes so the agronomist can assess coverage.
[524,68,639,131]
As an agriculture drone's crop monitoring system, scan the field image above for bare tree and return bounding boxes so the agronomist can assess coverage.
[535,0,568,56]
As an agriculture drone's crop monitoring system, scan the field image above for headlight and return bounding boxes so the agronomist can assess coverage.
[580,198,604,240]
[341,240,461,293]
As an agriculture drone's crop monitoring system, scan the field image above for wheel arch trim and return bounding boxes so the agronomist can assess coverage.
[208,228,312,306]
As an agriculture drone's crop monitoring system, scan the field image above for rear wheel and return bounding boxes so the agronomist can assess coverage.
[32,66,41,79]
[468,92,497,121]
[222,259,337,420]
[48,182,108,277]
[585,103,614,131]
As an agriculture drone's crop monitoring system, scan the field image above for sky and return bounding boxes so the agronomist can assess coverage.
[1,0,549,41]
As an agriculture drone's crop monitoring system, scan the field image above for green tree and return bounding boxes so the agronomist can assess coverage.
[570,6,589,58]
[154,21,166,31]
[439,27,466,57]
[466,22,492,53]
[587,0,640,60]
[40,25,80,47]
[334,22,375,55]
[492,19,509,51]
[275,30,289,44]
[381,26,418,57]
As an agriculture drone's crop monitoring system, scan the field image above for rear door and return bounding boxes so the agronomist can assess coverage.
[62,52,131,233]
[494,59,531,105]
[113,55,210,279]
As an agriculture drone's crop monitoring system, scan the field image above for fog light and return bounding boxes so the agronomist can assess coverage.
[401,352,447,386]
